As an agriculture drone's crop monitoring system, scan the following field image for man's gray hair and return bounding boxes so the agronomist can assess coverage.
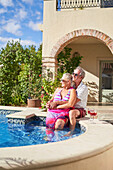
[74,66,85,79]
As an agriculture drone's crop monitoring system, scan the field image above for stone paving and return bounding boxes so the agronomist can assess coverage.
[87,105,113,124]
[0,105,113,124]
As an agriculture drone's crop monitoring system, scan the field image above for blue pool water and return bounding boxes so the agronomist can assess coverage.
[0,110,85,148]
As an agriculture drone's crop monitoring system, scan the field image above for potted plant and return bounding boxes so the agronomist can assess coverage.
[27,75,42,107]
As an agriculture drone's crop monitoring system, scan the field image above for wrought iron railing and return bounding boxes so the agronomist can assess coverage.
[101,0,113,7]
[56,0,113,9]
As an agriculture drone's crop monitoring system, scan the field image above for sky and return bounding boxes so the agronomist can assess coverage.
[0,0,43,50]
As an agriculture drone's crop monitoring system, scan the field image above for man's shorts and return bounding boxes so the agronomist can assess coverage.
[74,108,86,118]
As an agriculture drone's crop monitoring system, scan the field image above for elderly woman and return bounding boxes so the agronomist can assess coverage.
[46,73,76,130]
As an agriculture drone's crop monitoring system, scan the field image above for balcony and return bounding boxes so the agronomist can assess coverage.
[56,0,113,10]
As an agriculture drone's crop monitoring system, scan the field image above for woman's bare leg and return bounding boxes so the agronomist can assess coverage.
[55,119,65,130]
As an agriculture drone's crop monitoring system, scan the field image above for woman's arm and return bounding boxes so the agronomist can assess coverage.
[46,88,61,109]
[57,89,76,109]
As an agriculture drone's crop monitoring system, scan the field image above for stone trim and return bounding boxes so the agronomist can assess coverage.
[42,57,57,65]
[42,63,56,67]
[50,29,113,58]
[42,61,57,64]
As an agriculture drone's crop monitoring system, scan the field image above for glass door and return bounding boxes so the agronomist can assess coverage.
[99,61,113,103]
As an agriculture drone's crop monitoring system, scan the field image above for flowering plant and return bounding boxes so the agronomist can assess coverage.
[41,71,61,109]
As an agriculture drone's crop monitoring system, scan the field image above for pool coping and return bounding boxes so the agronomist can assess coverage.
[0,106,113,169]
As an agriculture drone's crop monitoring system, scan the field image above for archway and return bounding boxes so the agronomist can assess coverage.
[49,29,113,103]
[50,29,113,58]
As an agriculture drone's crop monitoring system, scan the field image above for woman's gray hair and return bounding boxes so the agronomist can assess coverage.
[61,73,72,82]
[74,66,85,79]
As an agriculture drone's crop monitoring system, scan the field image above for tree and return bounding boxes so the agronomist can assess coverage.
[0,41,42,105]
[0,41,24,105]
[18,45,42,101]
[57,47,83,75]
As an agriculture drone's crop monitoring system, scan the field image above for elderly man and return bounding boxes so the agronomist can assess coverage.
[69,66,88,130]
[46,66,88,131]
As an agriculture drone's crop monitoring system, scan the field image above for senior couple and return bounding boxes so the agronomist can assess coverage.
[46,66,88,131]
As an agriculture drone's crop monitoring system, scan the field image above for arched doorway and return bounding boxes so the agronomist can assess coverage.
[48,29,113,103]
[50,29,113,57]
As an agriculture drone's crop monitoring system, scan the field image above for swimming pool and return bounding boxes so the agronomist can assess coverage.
[0,110,85,148]
[1,107,113,170]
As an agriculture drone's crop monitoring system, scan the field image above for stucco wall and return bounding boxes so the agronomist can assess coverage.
[42,0,113,57]
[68,43,112,76]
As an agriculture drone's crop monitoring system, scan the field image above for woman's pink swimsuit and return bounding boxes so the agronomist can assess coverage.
[46,88,73,129]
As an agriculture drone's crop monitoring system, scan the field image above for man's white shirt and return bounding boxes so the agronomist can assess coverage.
[75,81,88,110]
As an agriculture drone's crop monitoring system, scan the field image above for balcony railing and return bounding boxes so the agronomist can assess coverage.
[56,0,113,9]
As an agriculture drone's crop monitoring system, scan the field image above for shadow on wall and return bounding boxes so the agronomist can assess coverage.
[102,92,113,103]
[84,81,99,102]
[0,157,35,169]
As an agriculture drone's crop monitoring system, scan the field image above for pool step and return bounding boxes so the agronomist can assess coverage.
[6,112,36,124]
[6,108,47,124]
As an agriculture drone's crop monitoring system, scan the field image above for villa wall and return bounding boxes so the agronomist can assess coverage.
[41,0,113,102]
[42,0,113,58]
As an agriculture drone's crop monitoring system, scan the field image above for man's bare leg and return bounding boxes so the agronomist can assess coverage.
[69,109,80,131]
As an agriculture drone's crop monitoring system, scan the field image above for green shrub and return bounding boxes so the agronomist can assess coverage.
[0,41,42,106]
